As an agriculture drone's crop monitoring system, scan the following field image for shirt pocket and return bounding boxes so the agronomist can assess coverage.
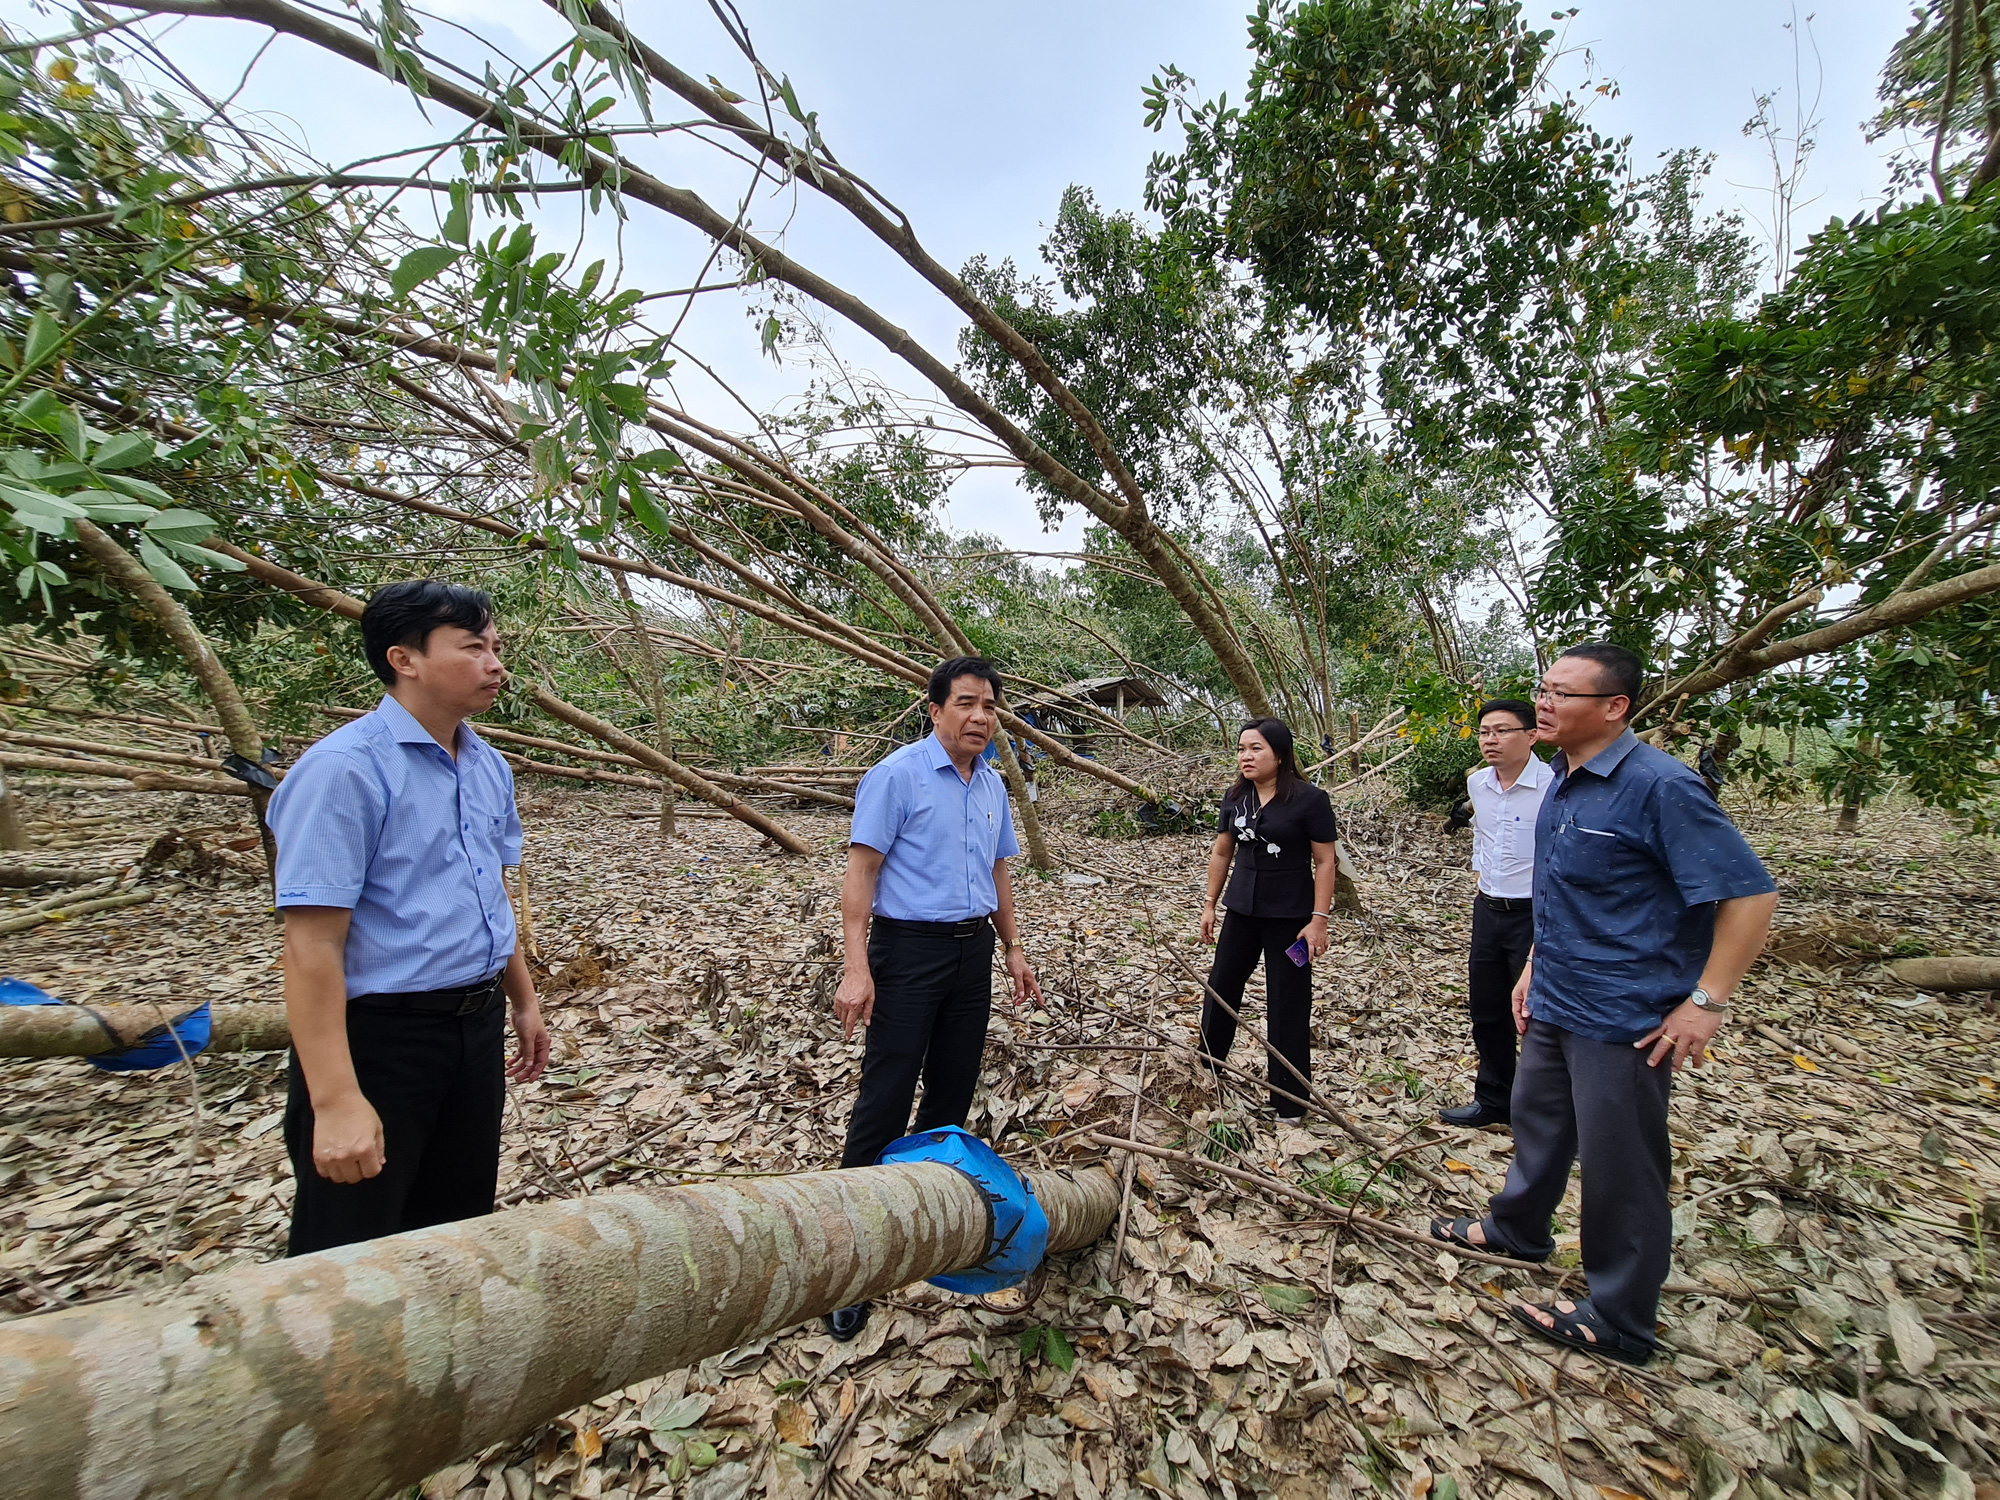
[1551,822,1628,890]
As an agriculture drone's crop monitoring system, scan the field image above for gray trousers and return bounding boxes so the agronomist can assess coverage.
[1480,1018,1674,1350]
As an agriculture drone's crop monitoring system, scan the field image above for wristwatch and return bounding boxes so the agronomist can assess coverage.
[1688,986,1730,1014]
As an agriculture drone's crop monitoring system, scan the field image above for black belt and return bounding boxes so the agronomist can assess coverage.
[874,914,992,939]
[1477,893,1533,913]
[350,970,505,1015]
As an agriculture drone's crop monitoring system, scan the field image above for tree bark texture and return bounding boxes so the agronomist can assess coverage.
[0,1161,1118,1500]
[0,1001,290,1057]
[1889,957,2000,992]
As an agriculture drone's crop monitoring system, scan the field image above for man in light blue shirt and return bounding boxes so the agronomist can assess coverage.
[267,580,549,1255]
[824,657,1042,1340]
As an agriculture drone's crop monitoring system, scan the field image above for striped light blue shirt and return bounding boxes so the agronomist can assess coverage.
[851,733,1019,921]
[267,694,520,995]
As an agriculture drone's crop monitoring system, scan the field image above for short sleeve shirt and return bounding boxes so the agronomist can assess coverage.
[266,695,520,995]
[1218,784,1339,920]
[1530,730,1776,1042]
[850,733,1020,921]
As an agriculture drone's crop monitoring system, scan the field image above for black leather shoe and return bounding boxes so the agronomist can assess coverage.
[823,1303,871,1342]
[1439,1100,1510,1129]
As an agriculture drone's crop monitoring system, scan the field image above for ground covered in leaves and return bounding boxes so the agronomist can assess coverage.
[2,765,1997,1500]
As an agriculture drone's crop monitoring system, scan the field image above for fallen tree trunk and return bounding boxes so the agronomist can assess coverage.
[0,1000,290,1056]
[0,1159,1119,1500]
[0,752,251,796]
[0,864,123,888]
[0,730,223,771]
[1888,957,2000,992]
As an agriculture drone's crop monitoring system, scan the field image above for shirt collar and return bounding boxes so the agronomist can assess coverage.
[1478,755,1552,791]
[923,732,985,781]
[1556,728,1641,780]
[376,694,482,760]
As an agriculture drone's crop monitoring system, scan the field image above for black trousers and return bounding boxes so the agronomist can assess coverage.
[1481,1018,1675,1350]
[1199,910,1313,1118]
[840,919,994,1170]
[285,996,506,1256]
[1467,895,1534,1110]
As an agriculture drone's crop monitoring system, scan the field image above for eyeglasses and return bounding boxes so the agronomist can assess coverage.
[1533,683,1622,704]
[1476,727,1530,739]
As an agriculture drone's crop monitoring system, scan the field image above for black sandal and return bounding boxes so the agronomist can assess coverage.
[1507,1299,1654,1367]
[1428,1216,1549,1263]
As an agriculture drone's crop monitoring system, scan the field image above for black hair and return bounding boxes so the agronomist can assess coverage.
[1558,642,1643,717]
[361,579,495,685]
[927,656,1004,706]
[1478,698,1537,732]
[1225,717,1304,807]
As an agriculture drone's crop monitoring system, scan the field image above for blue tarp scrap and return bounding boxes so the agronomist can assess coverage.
[877,1125,1049,1294]
[0,976,212,1071]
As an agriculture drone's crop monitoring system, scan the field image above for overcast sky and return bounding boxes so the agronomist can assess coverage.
[41,0,1918,550]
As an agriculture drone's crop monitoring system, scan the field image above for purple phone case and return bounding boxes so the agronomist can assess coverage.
[1286,938,1311,967]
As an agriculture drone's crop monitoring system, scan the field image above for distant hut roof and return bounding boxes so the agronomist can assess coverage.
[1039,675,1166,711]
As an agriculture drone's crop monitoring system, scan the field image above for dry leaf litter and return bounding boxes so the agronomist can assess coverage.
[2,761,1997,1500]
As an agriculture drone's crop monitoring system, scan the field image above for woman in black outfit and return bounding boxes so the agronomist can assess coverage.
[1199,718,1339,1120]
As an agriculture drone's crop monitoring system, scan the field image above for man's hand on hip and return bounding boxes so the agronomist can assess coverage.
[1006,947,1042,1008]
[313,1093,386,1183]
[1636,999,1725,1070]
[835,968,875,1039]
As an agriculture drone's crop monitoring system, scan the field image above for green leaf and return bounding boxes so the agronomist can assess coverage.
[968,1349,992,1378]
[770,1379,807,1396]
[56,405,87,461]
[10,389,61,431]
[1260,1284,1314,1316]
[684,1441,717,1470]
[1018,1326,1044,1362]
[1,484,85,519]
[628,447,683,473]
[1042,1327,1076,1372]
[21,312,62,372]
[99,473,174,505]
[142,508,218,543]
[90,432,156,470]
[390,245,461,299]
[137,534,197,590]
[441,180,471,245]
[71,492,158,523]
[627,483,673,538]
[158,539,246,571]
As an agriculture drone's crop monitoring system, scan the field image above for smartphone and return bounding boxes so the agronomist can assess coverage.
[1286,937,1312,967]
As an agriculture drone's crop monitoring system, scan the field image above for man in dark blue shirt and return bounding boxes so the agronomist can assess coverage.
[1430,643,1776,1365]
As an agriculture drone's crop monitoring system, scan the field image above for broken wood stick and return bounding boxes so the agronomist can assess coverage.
[0,1160,1118,1499]
[0,999,289,1057]
[0,882,183,937]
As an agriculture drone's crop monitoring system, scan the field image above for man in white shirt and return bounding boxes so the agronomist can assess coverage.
[1441,698,1551,1128]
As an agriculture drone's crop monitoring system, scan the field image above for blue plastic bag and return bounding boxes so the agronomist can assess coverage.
[877,1125,1049,1294]
[0,976,59,1007]
[1,976,211,1070]
[88,1000,211,1072]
